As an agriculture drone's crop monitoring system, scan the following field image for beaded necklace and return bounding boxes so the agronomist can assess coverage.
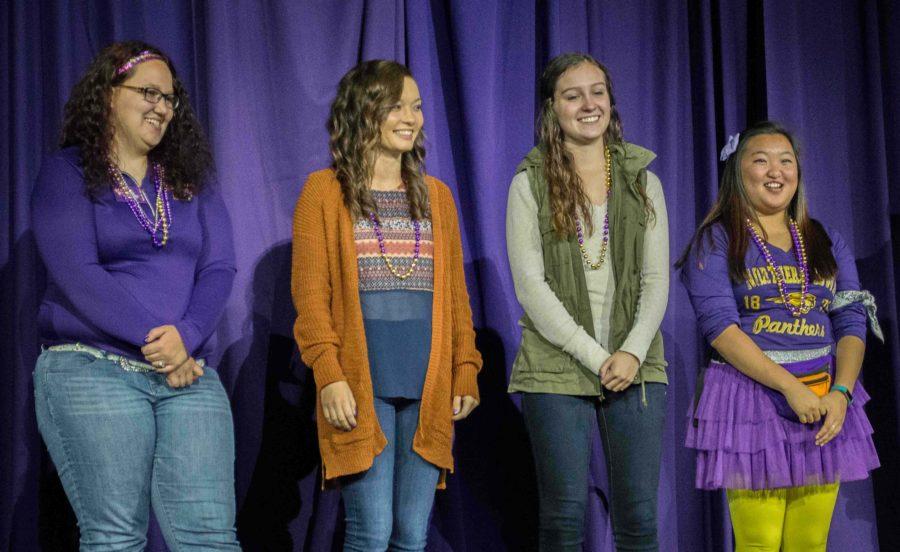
[575,146,611,269]
[746,218,812,317]
[108,163,172,248]
[369,211,421,280]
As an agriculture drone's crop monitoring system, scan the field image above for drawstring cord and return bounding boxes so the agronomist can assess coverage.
[640,373,648,408]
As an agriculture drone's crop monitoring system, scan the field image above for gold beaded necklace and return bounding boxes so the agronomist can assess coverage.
[575,146,612,270]
[746,218,813,317]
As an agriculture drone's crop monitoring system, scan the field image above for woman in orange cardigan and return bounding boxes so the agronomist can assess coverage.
[291,60,482,552]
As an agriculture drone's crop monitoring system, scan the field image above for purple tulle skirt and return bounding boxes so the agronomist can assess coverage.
[685,357,880,490]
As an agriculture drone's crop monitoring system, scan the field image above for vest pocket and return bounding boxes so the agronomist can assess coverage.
[516,327,569,373]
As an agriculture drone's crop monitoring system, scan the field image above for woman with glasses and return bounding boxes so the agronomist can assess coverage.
[31,41,240,550]
[292,60,481,551]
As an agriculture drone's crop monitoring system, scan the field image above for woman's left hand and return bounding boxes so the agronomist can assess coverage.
[815,391,849,446]
[600,351,640,392]
[452,395,479,421]
[165,357,204,388]
[142,325,189,368]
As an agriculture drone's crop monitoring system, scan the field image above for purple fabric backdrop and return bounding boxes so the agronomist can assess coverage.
[3,1,899,550]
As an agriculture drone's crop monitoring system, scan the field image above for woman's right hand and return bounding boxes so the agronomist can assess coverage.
[320,381,357,431]
[783,382,823,424]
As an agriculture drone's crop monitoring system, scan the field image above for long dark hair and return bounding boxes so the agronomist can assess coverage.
[328,60,429,221]
[676,121,836,282]
[537,52,653,236]
[60,40,212,199]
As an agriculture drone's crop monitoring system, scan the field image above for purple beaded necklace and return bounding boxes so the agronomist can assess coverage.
[108,162,173,248]
[575,146,612,270]
[369,211,422,280]
[746,218,812,317]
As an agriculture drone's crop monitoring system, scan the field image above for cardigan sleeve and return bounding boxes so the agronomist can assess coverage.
[173,185,237,355]
[31,153,164,346]
[440,183,483,400]
[292,175,346,389]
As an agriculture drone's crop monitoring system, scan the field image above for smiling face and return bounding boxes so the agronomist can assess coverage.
[109,59,175,159]
[740,133,799,217]
[377,76,423,158]
[552,61,611,147]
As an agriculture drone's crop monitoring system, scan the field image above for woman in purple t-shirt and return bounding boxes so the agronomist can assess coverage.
[31,41,239,549]
[678,121,879,551]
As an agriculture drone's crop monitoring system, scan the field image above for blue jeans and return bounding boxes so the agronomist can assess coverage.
[33,349,241,551]
[522,383,666,552]
[340,398,440,552]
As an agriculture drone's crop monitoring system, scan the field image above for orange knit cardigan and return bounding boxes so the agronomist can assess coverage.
[291,169,482,484]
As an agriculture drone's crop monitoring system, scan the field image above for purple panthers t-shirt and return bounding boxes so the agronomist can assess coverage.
[681,223,866,350]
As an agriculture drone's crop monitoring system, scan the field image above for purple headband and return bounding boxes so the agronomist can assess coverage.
[115,51,164,76]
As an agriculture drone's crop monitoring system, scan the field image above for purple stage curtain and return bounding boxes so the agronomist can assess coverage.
[3,1,899,550]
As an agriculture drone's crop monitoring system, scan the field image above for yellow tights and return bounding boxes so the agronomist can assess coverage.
[726,484,839,552]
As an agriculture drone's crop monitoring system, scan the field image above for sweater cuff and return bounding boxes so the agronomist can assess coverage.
[310,355,346,390]
[452,364,480,402]
[581,348,610,376]
[174,321,202,357]
[565,331,609,375]
[618,335,649,365]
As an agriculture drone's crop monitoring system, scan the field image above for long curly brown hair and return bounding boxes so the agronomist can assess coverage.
[675,121,836,282]
[328,60,429,221]
[60,40,212,199]
[538,52,653,236]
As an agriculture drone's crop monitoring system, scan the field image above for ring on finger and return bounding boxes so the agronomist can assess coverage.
[153,361,165,368]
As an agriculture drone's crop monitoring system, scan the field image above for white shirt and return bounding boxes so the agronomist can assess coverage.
[505,170,669,374]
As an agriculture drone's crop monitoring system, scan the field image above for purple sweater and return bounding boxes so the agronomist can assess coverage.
[32,147,236,362]
[681,223,866,351]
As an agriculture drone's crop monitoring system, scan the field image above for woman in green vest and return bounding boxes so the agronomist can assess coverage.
[506,52,669,551]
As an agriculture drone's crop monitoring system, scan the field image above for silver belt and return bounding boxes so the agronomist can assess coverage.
[711,345,832,365]
[46,343,205,373]
[762,345,832,364]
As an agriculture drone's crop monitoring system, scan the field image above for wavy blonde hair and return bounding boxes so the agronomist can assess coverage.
[328,60,429,221]
[538,53,653,236]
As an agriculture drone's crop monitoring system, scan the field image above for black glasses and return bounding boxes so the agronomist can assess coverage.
[117,85,180,110]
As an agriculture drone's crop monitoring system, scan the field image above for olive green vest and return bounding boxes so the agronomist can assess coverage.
[508,142,667,396]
